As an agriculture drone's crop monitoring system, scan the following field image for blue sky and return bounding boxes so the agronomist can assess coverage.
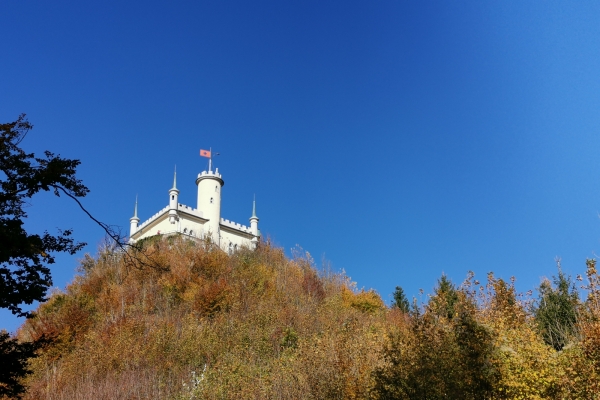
[2,1,600,332]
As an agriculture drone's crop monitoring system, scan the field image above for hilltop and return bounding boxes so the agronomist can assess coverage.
[16,238,385,399]
[10,237,600,399]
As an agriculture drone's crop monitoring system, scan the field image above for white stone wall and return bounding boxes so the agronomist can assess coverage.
[220,228,253,253]
[131,206,255,251]
[132,214,178,241]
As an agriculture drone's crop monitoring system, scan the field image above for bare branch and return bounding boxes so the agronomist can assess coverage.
[50,184,167,271]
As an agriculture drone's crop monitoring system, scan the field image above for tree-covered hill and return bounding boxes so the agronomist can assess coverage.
[10,237,600,399]
[15,238,385,399]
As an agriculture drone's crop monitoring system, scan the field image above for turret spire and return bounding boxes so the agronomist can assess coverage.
[168,167,179,224]
[249,195,259,247]
[133,195,138,218]
[172,166,177,190]
[130,195,140,243]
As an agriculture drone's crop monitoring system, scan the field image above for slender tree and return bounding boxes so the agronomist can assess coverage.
[391,286,410,313]
[533,260,579,350]
[430,274,459,319]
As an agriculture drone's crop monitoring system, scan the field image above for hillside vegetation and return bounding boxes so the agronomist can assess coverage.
[10,237,600,399]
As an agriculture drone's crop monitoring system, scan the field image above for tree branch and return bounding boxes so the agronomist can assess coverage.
[50,184,167,271]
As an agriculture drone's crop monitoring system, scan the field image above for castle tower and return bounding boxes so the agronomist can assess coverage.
[196,165,224,245]
[168,168,179,224]
[129,197,140,243]
[249,197,259,248]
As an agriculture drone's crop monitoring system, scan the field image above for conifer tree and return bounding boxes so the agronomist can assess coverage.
[391,286,410,313]
[430,274,459,319]
[533,262,579,350]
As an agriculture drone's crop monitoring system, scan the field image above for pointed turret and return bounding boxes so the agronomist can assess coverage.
[129,196,140,242]
[249,196,260,248]
[172,167,177,190]
[133,196,138,218]
[169,167,179,224]
[251,197,257,218]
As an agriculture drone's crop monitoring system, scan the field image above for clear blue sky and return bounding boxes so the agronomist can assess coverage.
[2,1,600,332]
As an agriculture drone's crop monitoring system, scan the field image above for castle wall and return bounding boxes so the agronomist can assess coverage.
[220,228,254,253]
[132,214,177,241]
[132,207,254,251]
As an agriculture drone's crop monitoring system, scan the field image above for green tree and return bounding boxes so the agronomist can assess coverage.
[452,300,498,398]
[0,330,49,398]
[533,261,579,350]
[0,114,88,397]
[430,274,459,319]
[0,114,89,317]
[373,284,497,400]
[391,286,410,313]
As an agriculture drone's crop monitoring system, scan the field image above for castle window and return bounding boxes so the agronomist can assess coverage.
[189,230,194,236]
[171,195,174,200]
[228,243,233,255]
[183,228,188,234]
[210,197,213,204]
[215,186,218,192]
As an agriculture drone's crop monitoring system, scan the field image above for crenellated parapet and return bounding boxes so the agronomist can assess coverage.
[195,169,224,186]
[136,205,170,232]
[177,203,204,219]
[220,218,252,234]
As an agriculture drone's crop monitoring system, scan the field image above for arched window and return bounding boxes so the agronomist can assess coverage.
[171,195,174,200]
[234,244,238,252]
[183,228,188,234]
[189,230,194,236]
[228,243,233,255]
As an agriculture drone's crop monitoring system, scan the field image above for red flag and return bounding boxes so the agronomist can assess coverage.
[200,149,211,158]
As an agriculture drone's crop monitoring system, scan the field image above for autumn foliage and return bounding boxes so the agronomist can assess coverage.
[8,237,600,399]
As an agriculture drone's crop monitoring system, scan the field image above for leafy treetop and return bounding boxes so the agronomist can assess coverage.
[0,114,89,317]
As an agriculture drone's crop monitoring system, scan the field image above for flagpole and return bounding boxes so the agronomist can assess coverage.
[209,147,212,172]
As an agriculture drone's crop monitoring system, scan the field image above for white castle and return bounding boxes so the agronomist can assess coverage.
[128,163,260,252]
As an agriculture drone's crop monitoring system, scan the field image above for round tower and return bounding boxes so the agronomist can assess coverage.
[196,167,224,245]
[169,168,179,224]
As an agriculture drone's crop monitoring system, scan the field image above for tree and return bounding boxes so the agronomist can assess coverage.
[0,114,89,317]
[373,286,497,400]
[391,286,410,313]
[452,300,498,398]
[429,274,459,319]
[533,261,579,350]
[0,114,88,397]
[0,330,48,398]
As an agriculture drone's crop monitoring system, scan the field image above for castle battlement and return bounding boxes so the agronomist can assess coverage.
[197,170,222,179]
[220,218,251,233]
[136,205,170,231]
[177,203,204,218]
